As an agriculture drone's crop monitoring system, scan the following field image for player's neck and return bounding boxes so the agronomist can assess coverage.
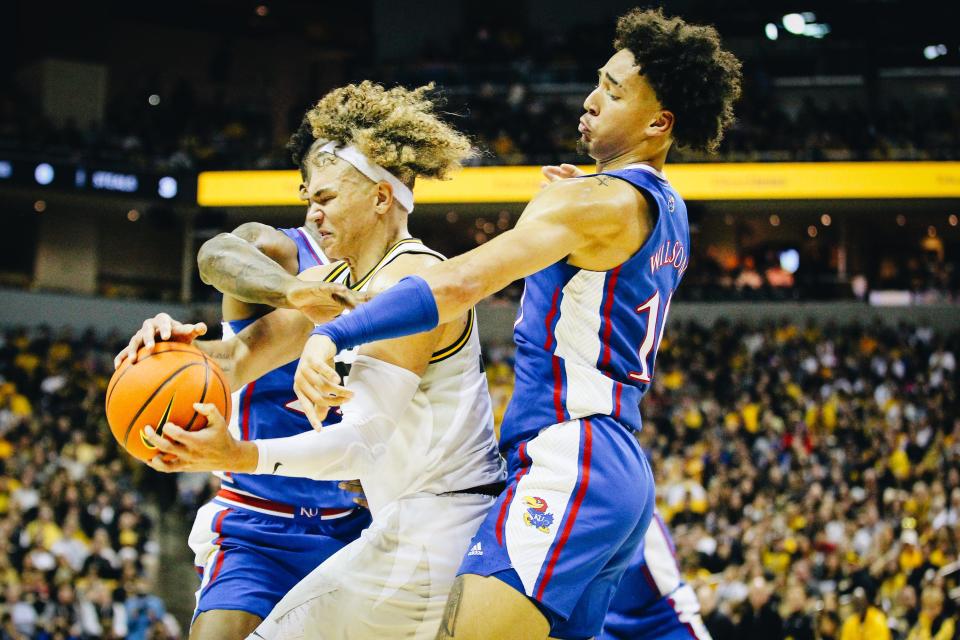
[344,220,410,279]
[596,146,668,174]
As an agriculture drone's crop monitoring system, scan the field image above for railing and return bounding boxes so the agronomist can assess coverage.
[2,289,957,339]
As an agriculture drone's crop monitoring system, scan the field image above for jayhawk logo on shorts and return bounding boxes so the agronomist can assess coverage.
[522,496,554,533]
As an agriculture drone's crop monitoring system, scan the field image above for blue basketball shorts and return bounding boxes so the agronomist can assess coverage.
[189,494,371,620]
[458,416,655,639]
[601,584,713,640]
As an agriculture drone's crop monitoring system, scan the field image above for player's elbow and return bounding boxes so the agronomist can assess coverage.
[196,233,232,285]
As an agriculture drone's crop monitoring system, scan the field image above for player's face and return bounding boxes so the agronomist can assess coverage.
[299,154,380,260]
[580,49,671,162]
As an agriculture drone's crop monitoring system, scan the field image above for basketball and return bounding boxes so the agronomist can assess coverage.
[105,341,232,462]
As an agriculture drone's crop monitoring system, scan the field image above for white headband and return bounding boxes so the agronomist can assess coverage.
[313,140,415,213]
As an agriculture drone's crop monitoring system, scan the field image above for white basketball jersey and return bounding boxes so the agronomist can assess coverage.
[325,238,505,509]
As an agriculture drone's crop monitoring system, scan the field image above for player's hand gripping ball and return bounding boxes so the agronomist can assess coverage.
[106,342,231,462]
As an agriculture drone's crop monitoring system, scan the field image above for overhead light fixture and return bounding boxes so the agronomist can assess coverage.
[923,44,948,60]
[34,163,55,185]
[781,12,830,39]
[803,23,831,38]
[782,13,806,35]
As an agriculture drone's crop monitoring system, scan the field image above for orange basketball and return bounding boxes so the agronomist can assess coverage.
[105,341,232,462]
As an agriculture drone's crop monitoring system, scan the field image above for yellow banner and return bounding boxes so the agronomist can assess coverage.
[197,162,960,206]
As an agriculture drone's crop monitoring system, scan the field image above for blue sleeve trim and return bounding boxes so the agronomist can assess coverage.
[311,276,439,351]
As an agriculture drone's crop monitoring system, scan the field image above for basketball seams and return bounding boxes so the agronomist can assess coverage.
[184,359,211,431]
[203,353,232,423]
[120,362,205,448]
[105,343,203,408]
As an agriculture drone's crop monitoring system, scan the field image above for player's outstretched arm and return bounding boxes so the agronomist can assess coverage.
[432,176,645,318]
[302,176,647,401]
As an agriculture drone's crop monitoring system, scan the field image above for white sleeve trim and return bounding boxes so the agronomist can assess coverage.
[252,355,420,480]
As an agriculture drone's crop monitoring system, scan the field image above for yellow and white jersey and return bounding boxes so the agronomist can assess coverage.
[323,237,505,508]
[248,238,505,639]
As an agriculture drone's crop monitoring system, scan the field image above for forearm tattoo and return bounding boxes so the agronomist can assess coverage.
[199,236,298,307]
[436,576,465,639]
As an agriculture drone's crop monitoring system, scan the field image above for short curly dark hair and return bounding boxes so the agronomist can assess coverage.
[288,114,315,178]
[614,7,742,153]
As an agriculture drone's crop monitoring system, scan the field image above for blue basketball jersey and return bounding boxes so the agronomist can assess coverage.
[500,165,689,450]
[215,226,356,510]
[602,512,711,640]
[610,512,682,613]
[280,226,326,274]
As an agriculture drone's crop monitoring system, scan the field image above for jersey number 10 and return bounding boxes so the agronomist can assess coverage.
[628,290,672,384]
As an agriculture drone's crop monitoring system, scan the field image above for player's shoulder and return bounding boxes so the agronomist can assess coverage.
[540,173,645,210]
[524,174,648,239]
[297,262,344,282]
[366,250,443,295]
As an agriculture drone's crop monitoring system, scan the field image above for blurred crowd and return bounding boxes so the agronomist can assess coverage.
[3,79,956,172]
[439,88,960,167]
[486,319,959,639]
[0,314,957,639]
[681,241,960,304]
[2,17,959,172]
[0,327,179,640]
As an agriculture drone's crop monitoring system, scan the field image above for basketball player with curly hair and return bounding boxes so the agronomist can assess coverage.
[291,8,743,639]
[118,82,506,638]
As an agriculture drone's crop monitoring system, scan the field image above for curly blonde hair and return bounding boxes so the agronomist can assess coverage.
[288,81,473,184]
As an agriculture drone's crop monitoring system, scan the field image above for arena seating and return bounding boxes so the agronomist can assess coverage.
[0,327,179,639]
[485,319,959,639]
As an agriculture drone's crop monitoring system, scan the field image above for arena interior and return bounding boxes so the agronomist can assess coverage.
[0,1,958,638]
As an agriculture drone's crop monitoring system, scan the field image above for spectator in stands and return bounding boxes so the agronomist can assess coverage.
[781,584,815,640]
[736,575,783,638]
[698,584,735,640]
[906,586,956,640]
[0,326,174,638]
[124,578,167,640]
[841,587,891,640]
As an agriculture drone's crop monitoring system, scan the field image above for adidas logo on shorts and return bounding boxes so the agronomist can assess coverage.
[467,542,483,556]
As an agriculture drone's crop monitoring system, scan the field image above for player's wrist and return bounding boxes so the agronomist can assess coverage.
[306,331,338,353]
[232,440,259,474]
[279,278,306,309]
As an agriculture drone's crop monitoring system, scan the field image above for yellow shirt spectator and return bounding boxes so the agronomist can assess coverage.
[899,546,923,573]
[661,369,684,391]
[907,617,956,640]
[785,382,802,402]
[907,587,956,640]
[822,396,838,431]
[14,351,40,376]
[841,607,891,640]
[889,449,910,480]
[8,390,32,417]
[25,520,63,550]
[682,406,703,430]
[742,402,759,433]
